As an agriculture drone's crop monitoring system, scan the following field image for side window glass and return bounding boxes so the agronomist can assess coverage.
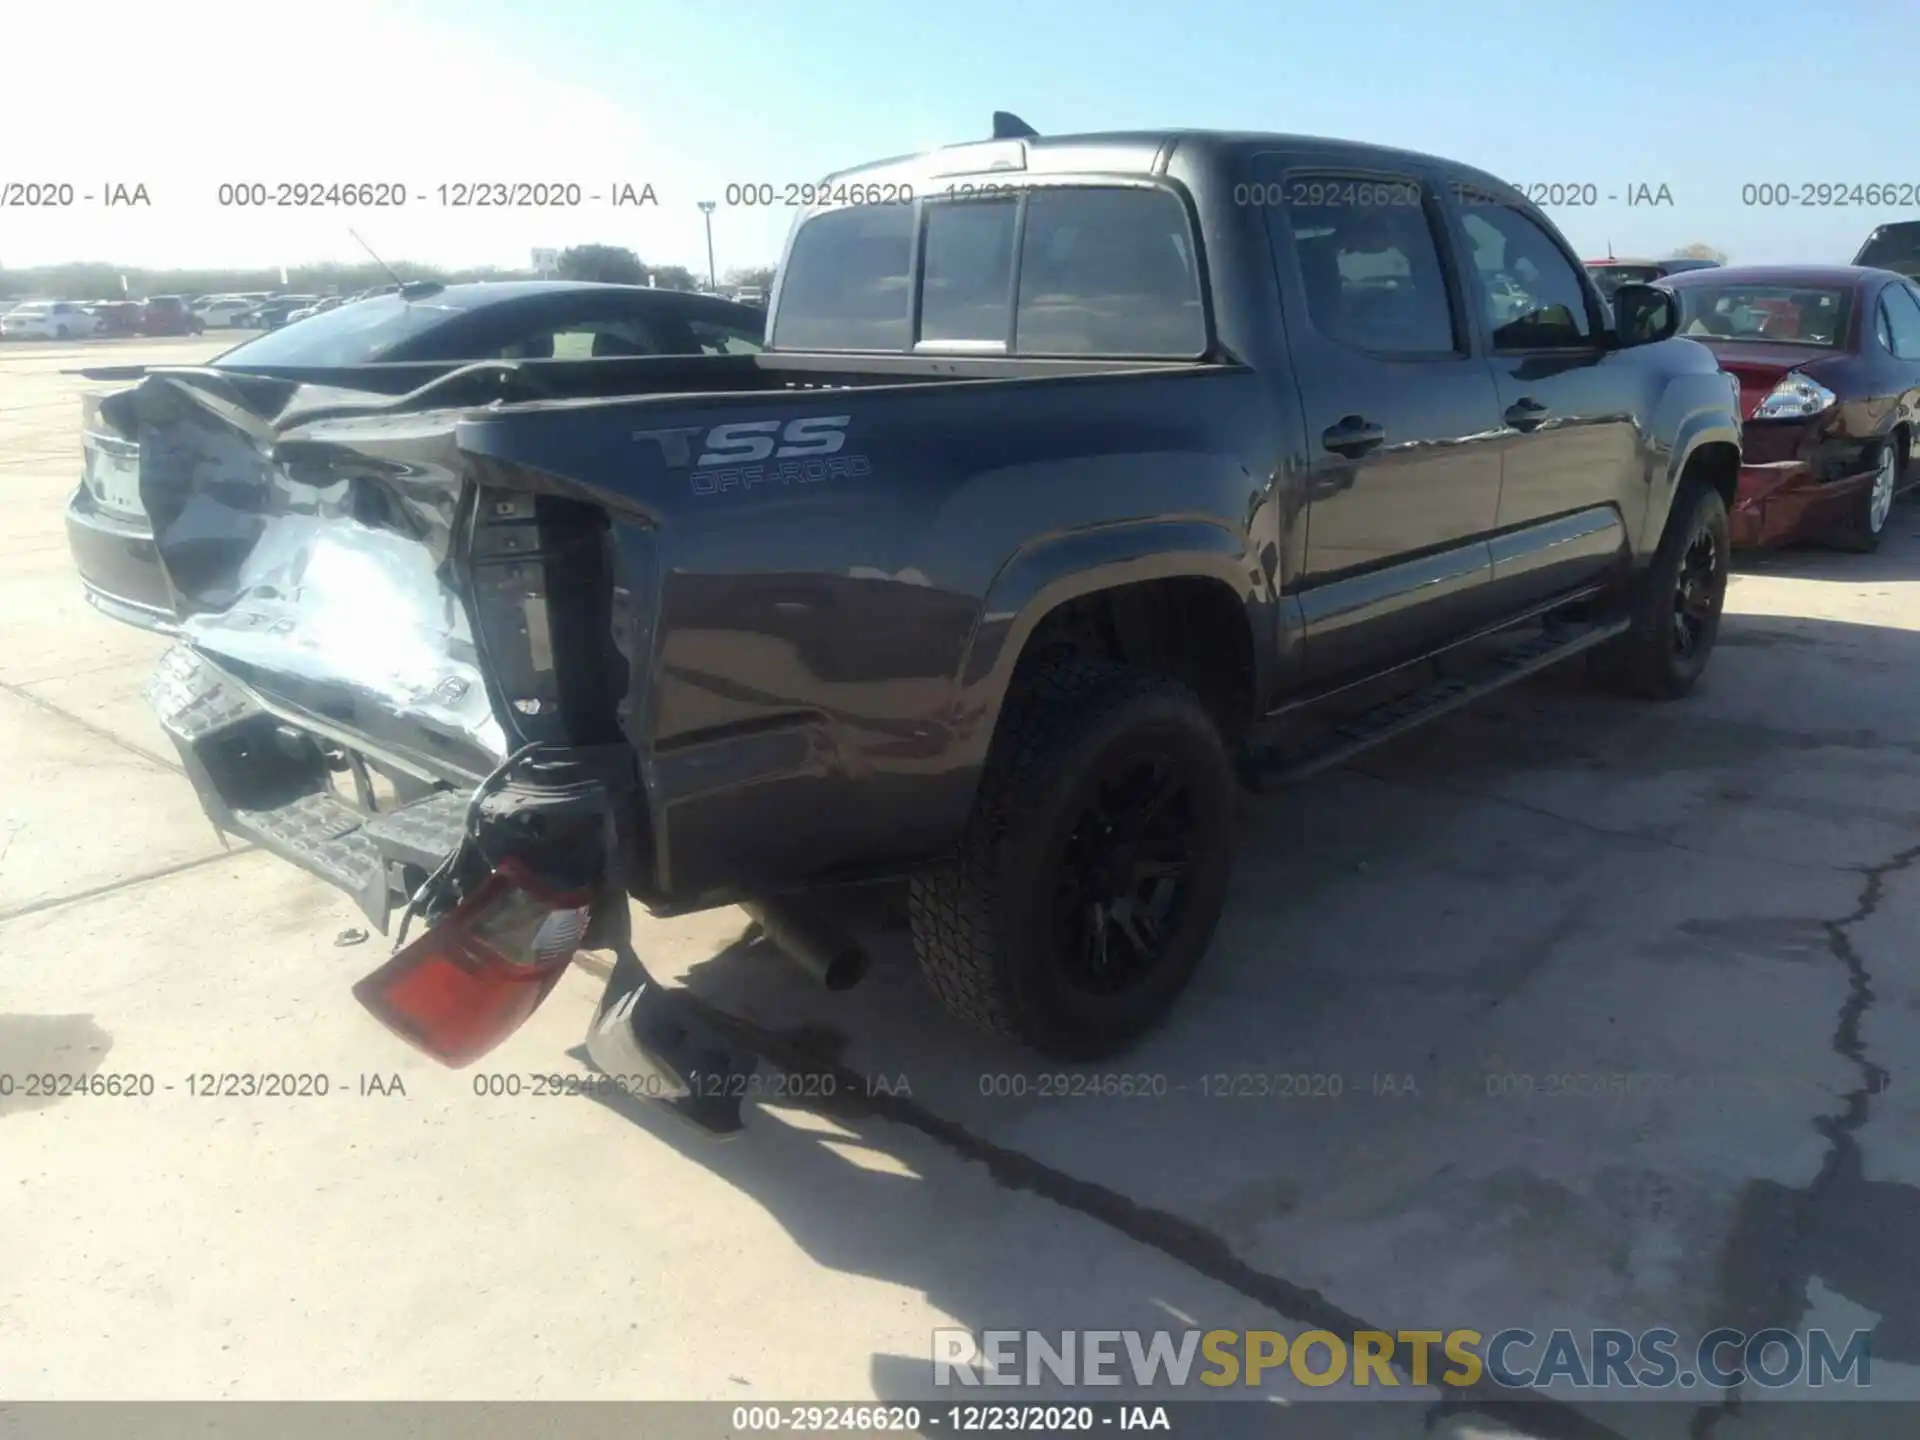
[920,198,1017,345]
[1275,176,1458,356]
[1454,194,1593,348]
[690,319,764,354]
[1883,285,1920,360]
[1876,301,1896,354]
[497,317,663,360]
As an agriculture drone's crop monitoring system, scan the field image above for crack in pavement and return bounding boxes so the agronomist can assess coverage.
[568,950,1629,1439]
[0,844,257,924]
[0,676,179,773]
[1688,840,1920,1440]
[1350,764,1735,864]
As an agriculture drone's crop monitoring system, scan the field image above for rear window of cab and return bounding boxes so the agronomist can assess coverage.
[771,185,1207,359]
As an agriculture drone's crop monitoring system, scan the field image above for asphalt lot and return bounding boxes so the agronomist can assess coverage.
[4,336,1919,1435]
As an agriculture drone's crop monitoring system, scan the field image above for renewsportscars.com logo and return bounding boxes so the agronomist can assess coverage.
[631,415,873,495]
[932,1327,1874,1392]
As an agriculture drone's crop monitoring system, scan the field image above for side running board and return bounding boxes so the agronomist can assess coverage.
[1237,617,1630,792]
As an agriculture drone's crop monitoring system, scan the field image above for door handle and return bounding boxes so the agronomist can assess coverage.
[1320,415,1386,457]
[1504,398,1550,431]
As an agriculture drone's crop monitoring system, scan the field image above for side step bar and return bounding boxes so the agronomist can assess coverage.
[1237,616,1630,792]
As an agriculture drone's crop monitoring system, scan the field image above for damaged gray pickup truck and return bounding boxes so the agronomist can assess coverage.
[103,118,1742,1133]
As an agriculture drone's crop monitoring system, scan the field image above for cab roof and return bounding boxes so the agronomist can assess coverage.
[826,127,1514,195]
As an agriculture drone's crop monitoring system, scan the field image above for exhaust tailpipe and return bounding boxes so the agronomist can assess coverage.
[743,898,869,991]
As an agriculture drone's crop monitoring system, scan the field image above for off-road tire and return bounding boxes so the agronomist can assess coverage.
[907,659,1236,1059]
[1591,475,1729,700]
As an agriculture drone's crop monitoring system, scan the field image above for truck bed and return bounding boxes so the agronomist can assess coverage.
[123,350,1255,922]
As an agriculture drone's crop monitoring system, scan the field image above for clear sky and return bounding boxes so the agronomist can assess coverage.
[1,0,1912,276]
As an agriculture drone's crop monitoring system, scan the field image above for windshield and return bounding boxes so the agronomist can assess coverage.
[1674,283,1852,347]
[213,293,461,366]
[1586,264,1661,299]
[1856,223,1920,275]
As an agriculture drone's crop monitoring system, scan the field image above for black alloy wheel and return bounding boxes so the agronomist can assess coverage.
[1052,751,1199,999]
[1672,526,1720,661]
[909,660,1237,1059]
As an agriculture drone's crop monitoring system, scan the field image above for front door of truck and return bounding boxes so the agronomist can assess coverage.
[1444,184,1641,611]
[1250,155,1507,686]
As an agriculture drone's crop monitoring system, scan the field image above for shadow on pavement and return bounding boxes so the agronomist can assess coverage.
[580,583,1920,1437]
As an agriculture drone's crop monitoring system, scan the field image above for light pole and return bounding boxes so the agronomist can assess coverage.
[697,201,717,291]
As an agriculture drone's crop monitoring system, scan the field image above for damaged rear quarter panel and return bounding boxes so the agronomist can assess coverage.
[456,370,1270,903]
[129,363,1271,908]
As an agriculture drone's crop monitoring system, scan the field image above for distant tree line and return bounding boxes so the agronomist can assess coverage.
[726,265,777,292]
[0,258,522,303]
[552,244,775,295]
[1,246,780,302]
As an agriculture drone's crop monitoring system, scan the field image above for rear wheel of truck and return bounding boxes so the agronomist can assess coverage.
[908,660,1236,1060]
[1591,474,1729,700]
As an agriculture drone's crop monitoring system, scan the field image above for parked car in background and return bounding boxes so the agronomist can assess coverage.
[66,280,768,630]
[1,300,96,339]
[732,286,768,307]
[1666,263,1920,551]
[193,297,259,329]
[285,296,344,323]
[1482,271,1532,323]
[1854,222,1920,281]
[96,127,1742,1115]
[85,302,145,337]
[240,296,320,330]
[1585,256,1721,301]
[140,296,205,336]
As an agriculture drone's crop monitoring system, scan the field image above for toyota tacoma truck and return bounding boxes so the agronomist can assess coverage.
[103,118,1742,1133]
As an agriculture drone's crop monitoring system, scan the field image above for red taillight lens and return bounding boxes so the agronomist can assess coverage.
[352,862,593,1067]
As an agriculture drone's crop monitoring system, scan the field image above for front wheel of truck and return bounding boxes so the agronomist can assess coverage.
[1591,475,1730,700]
[908,660,1236,1060]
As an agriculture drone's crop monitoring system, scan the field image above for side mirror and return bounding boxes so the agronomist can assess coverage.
[1611,282,1680,347]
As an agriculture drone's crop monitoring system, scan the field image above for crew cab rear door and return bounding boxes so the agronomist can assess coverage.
[1248,152,1506,685]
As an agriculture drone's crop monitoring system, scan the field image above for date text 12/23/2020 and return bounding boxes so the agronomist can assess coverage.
[1232,179,1674,209]
[207,181,660,208]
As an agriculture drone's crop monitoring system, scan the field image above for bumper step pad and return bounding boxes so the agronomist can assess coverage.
[148,646,471,926]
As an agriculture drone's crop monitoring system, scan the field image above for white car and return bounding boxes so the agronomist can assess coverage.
[194,297,260,329]
[0,300,96,339]
[286,296,346,323]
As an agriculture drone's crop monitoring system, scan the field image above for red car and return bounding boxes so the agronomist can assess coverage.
[1663,264,1920,551]
[139,296,204,337]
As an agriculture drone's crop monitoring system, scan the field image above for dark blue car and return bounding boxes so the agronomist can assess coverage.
[66,281,768,630]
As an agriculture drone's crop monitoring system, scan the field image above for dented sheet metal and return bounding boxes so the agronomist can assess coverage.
[110,369,507,771]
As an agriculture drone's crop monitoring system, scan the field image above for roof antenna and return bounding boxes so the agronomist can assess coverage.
[992,111,1038,140]
[348,227,405,290]
[1606,238,1614,260]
